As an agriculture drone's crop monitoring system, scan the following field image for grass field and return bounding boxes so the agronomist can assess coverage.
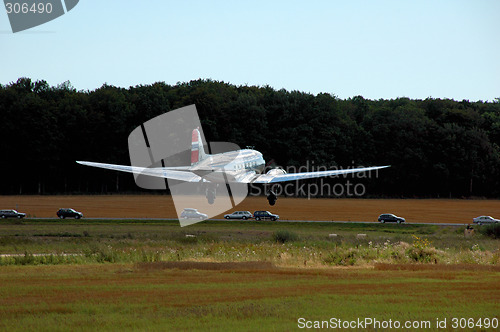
[0,263,498,331]
[1,195,500,223]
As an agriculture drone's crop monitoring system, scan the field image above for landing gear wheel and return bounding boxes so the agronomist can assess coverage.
[267,191,277,206]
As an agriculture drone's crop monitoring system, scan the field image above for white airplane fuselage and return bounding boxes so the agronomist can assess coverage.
[195,149,264,172]
[192,149,266,183]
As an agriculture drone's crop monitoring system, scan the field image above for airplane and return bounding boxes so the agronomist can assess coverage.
[77,128,389,205]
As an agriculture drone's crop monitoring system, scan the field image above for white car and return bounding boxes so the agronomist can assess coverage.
[472,216,500,225]
[224,211,253,220]
[180,208,208,220]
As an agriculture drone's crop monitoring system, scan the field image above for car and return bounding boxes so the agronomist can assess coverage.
[0,209,26,219]
[378,213,405,224]
[253,210,279,221]
[472,216,500,225]
[56,208,83,219]
[180,208,208,220]
[224,211,253,220]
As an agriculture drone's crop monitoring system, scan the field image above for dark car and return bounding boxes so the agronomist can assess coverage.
[378,213,405,224]
[253,210,279,221]
[57,208,83,219]
[0,209,26,219]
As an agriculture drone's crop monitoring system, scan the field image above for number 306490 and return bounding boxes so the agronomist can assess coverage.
[451,318,498,329]
[5,2,53,14]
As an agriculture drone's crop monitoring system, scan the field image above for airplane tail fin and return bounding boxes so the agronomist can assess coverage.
[191,128,208,165]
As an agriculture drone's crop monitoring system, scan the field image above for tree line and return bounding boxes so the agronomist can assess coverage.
[1,77,499,197]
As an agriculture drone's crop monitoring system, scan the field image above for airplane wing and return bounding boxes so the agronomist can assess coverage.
[77,161,251,183]
[251,166,390,184]
[76,161,202,182]
[77,161,389,184]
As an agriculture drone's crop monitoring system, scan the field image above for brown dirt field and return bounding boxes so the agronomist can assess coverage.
[136,261,276,271]
[374,263,500,272]
[0,195,499,223]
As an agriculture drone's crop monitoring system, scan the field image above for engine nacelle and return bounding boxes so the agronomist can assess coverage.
[266,168,287,176]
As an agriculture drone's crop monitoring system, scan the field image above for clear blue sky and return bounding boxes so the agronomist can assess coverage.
[1,0,499,101]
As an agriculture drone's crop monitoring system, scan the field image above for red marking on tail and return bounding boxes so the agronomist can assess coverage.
[191,150,199,164]
[191,129,199,164]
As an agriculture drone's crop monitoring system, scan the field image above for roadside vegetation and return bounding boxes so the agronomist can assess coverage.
[0,220,497,267]
[479,223,500,239]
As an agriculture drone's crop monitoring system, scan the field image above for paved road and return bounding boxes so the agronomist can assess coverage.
[278,220,466,226]
[0,253,79,258]
[21,217,467,226]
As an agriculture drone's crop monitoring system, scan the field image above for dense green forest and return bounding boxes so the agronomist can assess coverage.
[1,77,499,197]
